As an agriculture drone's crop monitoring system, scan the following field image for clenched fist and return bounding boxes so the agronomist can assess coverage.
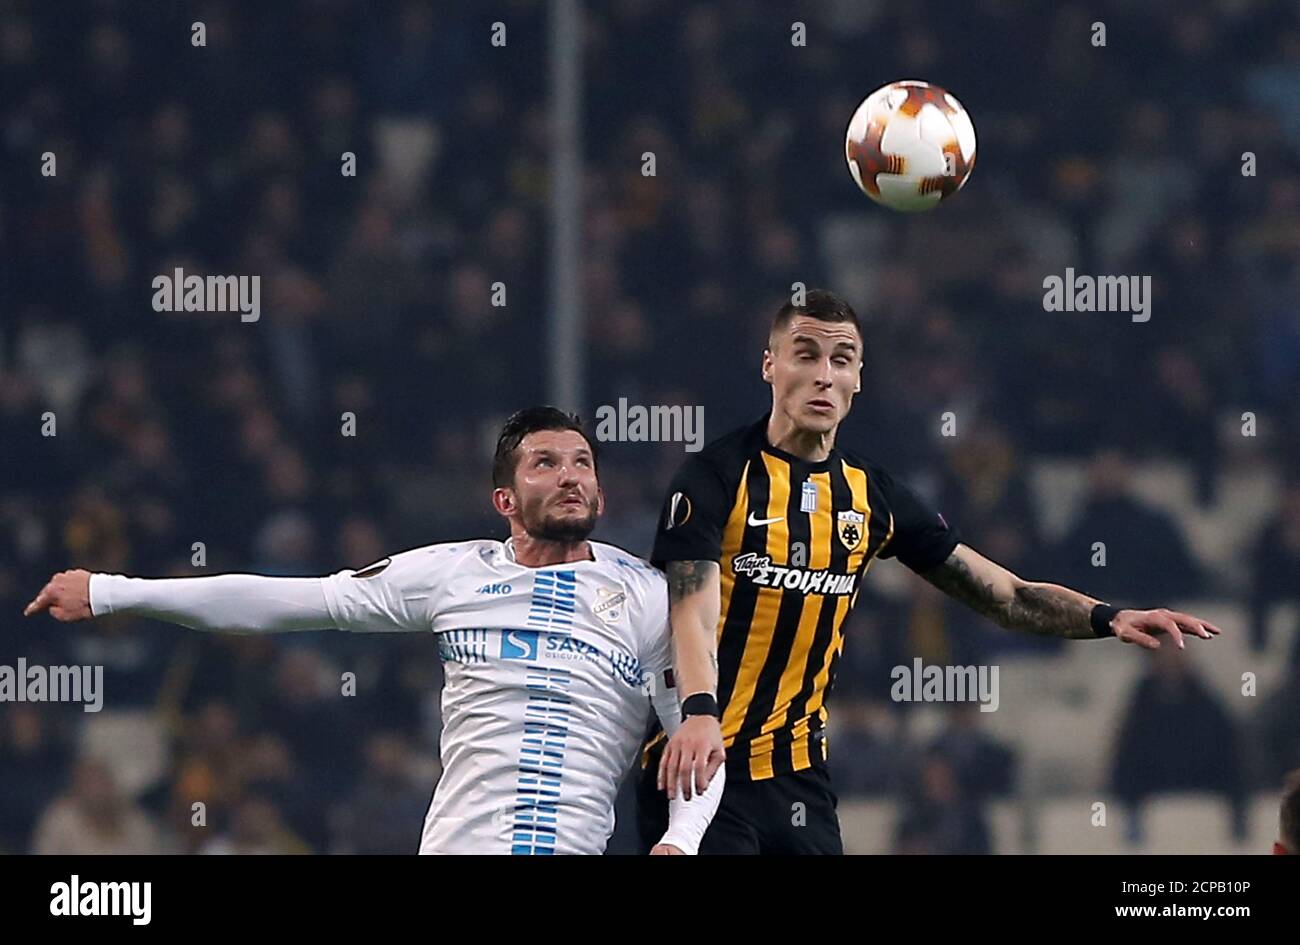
[24,569,93,622]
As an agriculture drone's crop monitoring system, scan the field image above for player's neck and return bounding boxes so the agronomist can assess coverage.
[508,534,595,568]
[767,411,837,463]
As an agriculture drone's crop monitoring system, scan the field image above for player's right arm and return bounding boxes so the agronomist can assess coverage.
[651,456,733,801]
[23,549,442,634]
[660,559,722,800]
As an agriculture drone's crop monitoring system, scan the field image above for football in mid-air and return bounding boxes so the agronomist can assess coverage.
[845,80,976,212]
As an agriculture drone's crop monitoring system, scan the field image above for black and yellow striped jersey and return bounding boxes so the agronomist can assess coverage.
[645,415,960,781]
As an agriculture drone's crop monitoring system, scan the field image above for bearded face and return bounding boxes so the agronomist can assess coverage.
[496,429,603,543]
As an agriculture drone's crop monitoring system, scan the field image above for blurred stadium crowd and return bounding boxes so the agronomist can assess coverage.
[1,0,1298,854]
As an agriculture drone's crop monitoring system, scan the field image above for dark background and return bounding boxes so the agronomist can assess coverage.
[1,0,1297,854]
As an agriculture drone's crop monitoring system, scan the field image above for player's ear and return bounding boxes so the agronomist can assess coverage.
[595,484,605,518]
[761,348,774,384]
[854,363,862,393]
[491,486,517,518]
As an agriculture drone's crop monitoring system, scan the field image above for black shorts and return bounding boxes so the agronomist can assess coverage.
[635,759,844,855]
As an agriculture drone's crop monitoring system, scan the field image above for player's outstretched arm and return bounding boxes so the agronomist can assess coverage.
[659,559,725,801]
[27,551,435,633]
[24,568,337,633]
[919,543,1223,649]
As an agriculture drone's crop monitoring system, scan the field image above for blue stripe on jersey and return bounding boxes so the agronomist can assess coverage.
[510,666,573,855]
[526,570,577,629]
[511,571,577,854]
[437,628,488,663]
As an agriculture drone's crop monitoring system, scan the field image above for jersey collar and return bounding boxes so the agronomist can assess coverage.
[753,413,839,472]
[502,537,598,566]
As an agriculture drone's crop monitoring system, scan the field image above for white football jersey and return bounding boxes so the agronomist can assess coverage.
[320,538,673,855]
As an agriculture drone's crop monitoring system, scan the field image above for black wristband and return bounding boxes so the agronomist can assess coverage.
[681,692,720,719]
[1090,603,1120,638]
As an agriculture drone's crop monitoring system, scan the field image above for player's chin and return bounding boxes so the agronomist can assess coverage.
[535,508,598,543]
[799,406,843,432]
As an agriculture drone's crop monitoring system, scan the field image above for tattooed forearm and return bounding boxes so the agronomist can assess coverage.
[667,560,715,603]
[666,559,721,694]
[922,549,1097,639]
[1000,584,1096,638]
[921,550,995,613]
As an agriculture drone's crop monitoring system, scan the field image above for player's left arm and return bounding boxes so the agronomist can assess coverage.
[919,542,1223,649]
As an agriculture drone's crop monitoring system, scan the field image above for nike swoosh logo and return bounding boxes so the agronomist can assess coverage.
[747,512,785,527]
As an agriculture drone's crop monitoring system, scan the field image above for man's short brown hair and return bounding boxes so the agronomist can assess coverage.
[491,406,596,488]
[769,289,862,345]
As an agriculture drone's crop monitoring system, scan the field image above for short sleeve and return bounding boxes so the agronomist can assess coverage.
[636,569,673,676]
[875,468,961,573]
[320,547,442,632]
[650,455,734,568]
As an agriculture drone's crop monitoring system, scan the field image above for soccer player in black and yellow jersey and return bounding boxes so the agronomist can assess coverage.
[637,289,1223,855]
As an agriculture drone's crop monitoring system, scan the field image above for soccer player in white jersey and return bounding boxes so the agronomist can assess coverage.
[24,407,724,855]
